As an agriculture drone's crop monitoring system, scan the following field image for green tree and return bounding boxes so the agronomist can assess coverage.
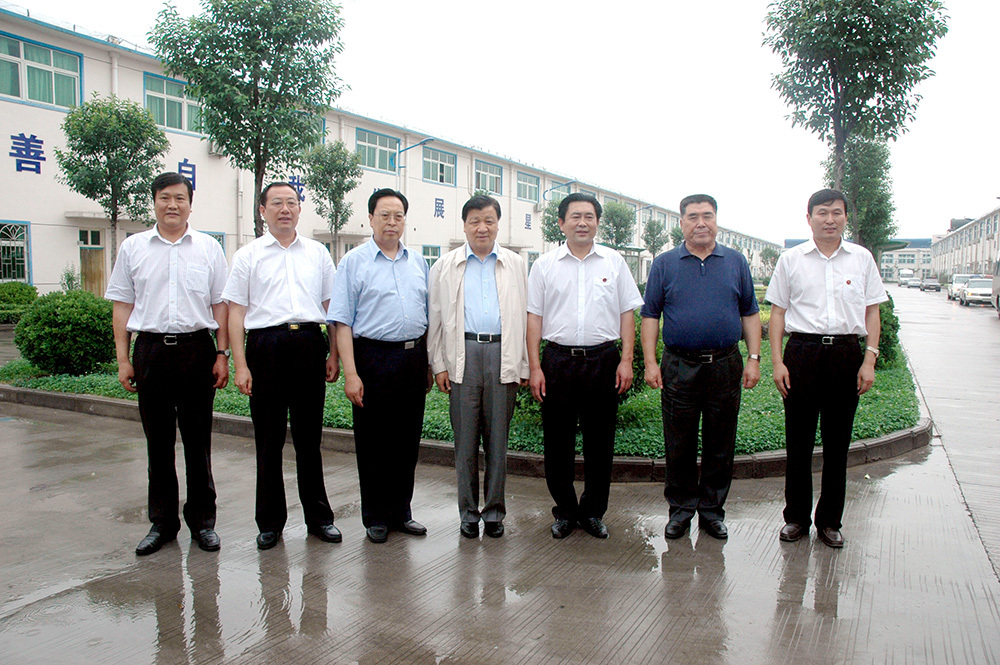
[641,215,669,258]
[599,201,636,249]
[761,246,781,277]
[670,225,685,249]
[764,0,948,188]
[541,199,563,244]
[152,0,346,238]
[823,135,896,256]
[54,95,168,264]
[302,140,362,265]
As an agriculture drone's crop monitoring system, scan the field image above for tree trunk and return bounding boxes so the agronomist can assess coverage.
[832,139,846,191]
[253,167,265,238]
[109,214,119,266]
[332,225,340,266]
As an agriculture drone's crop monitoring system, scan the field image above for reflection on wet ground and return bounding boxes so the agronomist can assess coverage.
[0,401,997,664]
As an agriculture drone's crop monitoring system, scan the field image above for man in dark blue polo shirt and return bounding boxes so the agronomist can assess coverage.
[640,194,761,541]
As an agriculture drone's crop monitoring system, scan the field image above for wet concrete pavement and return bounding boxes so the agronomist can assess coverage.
[1,290,999,664]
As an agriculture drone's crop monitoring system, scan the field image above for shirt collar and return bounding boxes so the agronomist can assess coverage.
[149,224,193,245]
[556,242,599,262]
[261,230,300,248]
[677,241,724,259]
[464,242,499,263]
[366,235,408,261]
[803,237,852,257]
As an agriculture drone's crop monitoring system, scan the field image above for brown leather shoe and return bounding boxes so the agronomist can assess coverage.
[817,527,845,548]
[779,522,806,542]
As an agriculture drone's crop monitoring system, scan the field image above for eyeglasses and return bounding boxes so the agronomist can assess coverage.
[266,198,300,209]
[376,212,405,222]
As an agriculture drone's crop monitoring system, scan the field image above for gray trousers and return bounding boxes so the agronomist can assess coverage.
[450,339,518,524]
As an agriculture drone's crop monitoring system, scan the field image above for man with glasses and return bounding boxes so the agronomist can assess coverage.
[224,181,341,550]
[328,188,431,544]
[641,194,761,542]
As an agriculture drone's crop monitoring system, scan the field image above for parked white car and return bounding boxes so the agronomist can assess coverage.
[960,278,993,307]
[948,274,978,301]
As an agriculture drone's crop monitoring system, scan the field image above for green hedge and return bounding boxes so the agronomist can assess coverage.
[14,290,114,375]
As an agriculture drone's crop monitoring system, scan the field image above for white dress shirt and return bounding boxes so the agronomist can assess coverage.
[527,243,643,346]
[222,232,335,329]
[766,238,887,335]
[105,225,228,333]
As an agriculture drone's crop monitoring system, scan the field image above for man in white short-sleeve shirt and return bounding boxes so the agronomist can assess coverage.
[527,192,643,540]
[766,188,887,549]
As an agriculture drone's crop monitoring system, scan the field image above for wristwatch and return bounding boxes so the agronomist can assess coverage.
[865,345,879,358]
[217,349,231,357]
[748,353,761,361]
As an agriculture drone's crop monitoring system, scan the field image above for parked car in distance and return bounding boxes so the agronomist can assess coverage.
[948,273,979,300]
[993,251,1000,318]
[960,278,993,307]
[907,278,922,288]
[919,277,941,292]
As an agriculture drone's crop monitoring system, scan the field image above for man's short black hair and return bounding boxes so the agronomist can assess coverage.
[462,195,501,222]
[558,192,602,221]
[368,188,409,215]
[151,172,193,203]
[260,181,298,206]
[679,194,717,217]
[807,188,849,216]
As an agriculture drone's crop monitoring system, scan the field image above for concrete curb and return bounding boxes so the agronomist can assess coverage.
[0,384,932,481]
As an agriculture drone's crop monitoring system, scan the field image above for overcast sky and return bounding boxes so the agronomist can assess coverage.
[13,0,1000,243]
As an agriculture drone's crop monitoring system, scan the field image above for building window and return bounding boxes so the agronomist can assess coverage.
[204,231,225,248]
[78,229,102,247]
[580,189,597,199]
[144,74,201,132]
[0,222,28,282]
[548,182,571,203]
[423,147,456,185]
[356,128,399,172]
[527,251,539,273]
[475,160,502,195]
[605,196,618,204]
[0,35,79,108]
[517,172,539,202]
[422,245,440,268]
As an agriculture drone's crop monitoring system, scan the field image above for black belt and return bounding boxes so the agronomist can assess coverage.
[546,339,617,357]
[789,333,862,346]
[357,334,426,350]
[255,322,322,333]
[465,332,501,343]
[666,344,738,364]
[137,329,210,346]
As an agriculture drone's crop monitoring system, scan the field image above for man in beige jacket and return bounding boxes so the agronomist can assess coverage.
[428,195,529,539]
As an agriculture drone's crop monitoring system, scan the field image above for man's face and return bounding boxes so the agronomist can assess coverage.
[807,199,847,242]
[464,206,499,256]
[260,185,301,235]
[369,196,406,246]
[153,183,191,233]
[558,201,599,247]
[680,202,718,250]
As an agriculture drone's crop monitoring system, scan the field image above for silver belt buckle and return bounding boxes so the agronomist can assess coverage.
[570,347,586,357]
[404,340,416,350]
[699,352,714,363]
[163,335,178,346]
[476,333,491,343]
[288,323,300,331]
[821,336,834,345]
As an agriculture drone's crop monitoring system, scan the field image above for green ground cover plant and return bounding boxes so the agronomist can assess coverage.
[0,336,918,458]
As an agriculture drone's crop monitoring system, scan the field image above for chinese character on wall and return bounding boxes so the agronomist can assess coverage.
[289,175,306,201]
[524,213,532,230]
[434,198,445,219]
[9,133,45,174]
[178,158,196,190]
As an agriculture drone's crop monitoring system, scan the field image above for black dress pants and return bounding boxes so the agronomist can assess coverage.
[781,335,863,530]
[540,341,620,521]
[660,345,743,524]
[133,329,217,534]
[246,324,334,533]
[352,336,428,528]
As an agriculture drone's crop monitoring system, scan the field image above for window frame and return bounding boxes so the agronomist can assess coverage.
[422,146,457,186]
[0,32,81,109]
[516,172,540,203]
[356,128,399,173]
[422,244,441,268]
[0,220,30,283]
[143,73,203,134]
[474,159,503,196]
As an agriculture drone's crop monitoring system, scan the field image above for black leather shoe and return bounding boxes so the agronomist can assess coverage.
[551,518,574,539]
[578,517,609,539]
[397,520,427,536]
[256,531,281,550]
[460,522,479,538]
[192,528,221,552]
[484,522,504,538]
[366,525,388,543]
[700,519,728,540]
[779,522,806,542]
[817,526,845,548]
[136,526,176,556]
[308,523,343,543]
[664,519,690,540]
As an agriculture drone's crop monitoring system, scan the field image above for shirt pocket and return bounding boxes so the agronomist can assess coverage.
[840,274,864,306]
[593,276,615,304]
[184,265,210,296]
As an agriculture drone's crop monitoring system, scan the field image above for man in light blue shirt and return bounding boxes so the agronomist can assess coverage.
[327,188,430,544]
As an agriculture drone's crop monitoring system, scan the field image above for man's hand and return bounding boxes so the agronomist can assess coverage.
[529,367,545,402]
[857,362,875,395]
[772,361,790,398]
[326,355,340,383]
[345,373,364,407]
[118,360,137,393]
[212,355,229,389]
[742,360,760,390]
[235,366,252,396]
[435,371,451,394]
[615,359,633,395]
[644,363,663,389]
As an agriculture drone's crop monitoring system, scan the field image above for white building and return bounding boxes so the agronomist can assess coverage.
[1,7,780,294]
[931,211,1000,279]
[879,239,932,282]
